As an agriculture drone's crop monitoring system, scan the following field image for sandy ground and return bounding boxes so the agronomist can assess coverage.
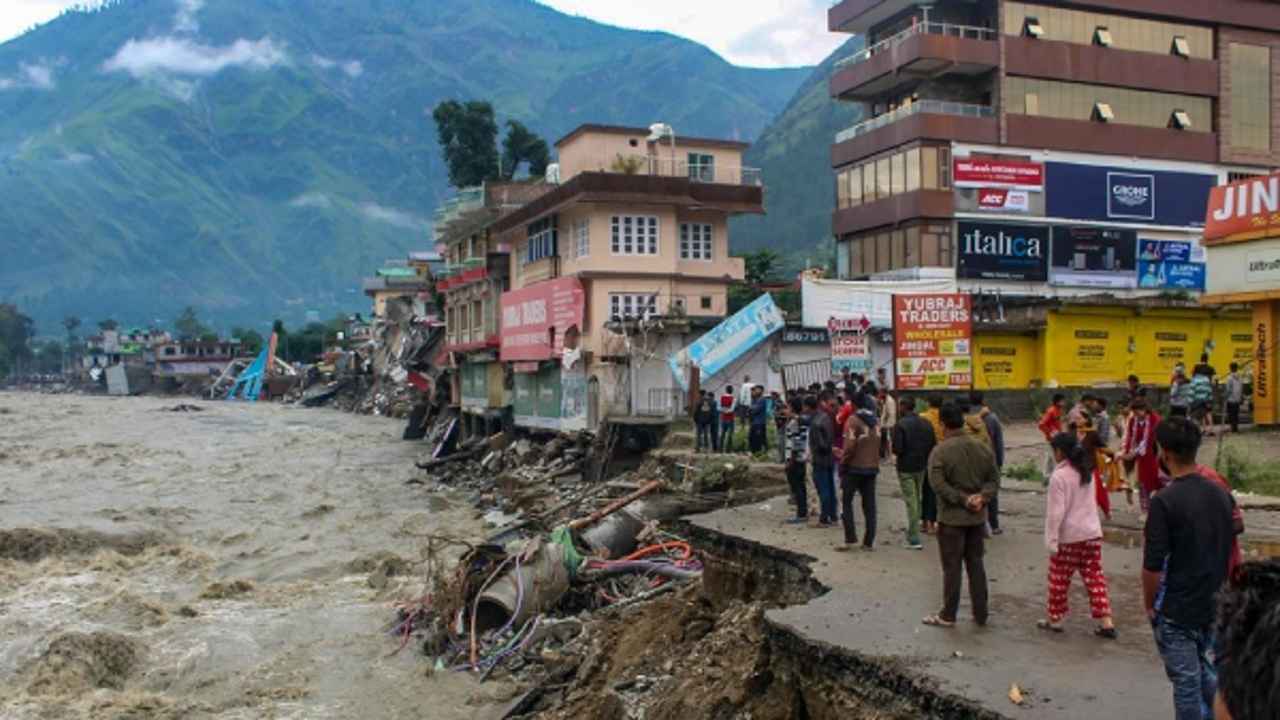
[686,429,1280,720]
[0,392,513,720]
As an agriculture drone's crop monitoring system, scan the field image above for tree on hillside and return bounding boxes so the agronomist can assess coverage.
[743,249,782,285]
[433,100,500,188]
[174,306,208,341]
[728,249,798,315]
[232,328,265,355]
[501,120,550,180]
[0,304,35,377]
[97,319,119,332]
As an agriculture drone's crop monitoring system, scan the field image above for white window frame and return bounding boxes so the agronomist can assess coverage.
[573,219,590,259]
[688,152,715,182]
[609,293,659,321]
[526,229,554,263]
[610,215,659,256]
[680,222,713,260]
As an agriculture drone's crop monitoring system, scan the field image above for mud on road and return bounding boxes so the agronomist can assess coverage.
[0,393,510,719]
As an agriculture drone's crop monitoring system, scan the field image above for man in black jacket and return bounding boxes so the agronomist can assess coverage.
[807,393,838,526]
[892,398,935,549]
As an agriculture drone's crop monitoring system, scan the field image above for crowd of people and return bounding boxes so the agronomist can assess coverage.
[690,365,1271,719]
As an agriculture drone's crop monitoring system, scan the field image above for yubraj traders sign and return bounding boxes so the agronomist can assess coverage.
[893,294,973,390]
[499,277,585,362]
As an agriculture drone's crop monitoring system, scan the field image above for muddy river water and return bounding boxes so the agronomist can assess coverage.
[0,392,512,719]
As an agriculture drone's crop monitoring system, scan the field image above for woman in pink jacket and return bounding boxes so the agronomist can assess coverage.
[1039,433,1117,639]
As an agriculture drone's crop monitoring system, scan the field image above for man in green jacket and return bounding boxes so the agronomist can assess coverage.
[923,403,1000,628]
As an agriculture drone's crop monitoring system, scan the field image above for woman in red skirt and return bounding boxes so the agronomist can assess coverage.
[1121,398,1162,519]
[1039,433,1117,639]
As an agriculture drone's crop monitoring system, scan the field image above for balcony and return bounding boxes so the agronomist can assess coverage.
[1004,36,1218,97]
[566,154,762,187]
[831,23,998,101]
[832,101,997,166]
[832,190,954,237]
[829,0,911,34]
[1005,115,1219,164]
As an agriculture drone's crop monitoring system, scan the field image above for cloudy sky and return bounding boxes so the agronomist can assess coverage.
[0,0,844,67]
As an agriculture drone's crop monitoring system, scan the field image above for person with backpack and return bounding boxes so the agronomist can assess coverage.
[783,397,811,524]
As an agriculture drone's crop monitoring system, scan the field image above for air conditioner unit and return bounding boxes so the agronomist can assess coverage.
[545,163,561,184]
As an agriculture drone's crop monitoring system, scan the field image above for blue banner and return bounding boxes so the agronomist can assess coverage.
[668,293,786,391]
[1138,261,1206,291]
[1045,162,1216,228]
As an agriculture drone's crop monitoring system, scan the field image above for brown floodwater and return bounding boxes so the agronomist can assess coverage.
[0,392,513,719]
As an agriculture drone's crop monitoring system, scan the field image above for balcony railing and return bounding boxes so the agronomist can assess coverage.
[834,22,996,70]
[578,154,763,187]
[834,100,994,143]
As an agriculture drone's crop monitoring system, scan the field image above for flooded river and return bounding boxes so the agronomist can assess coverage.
[0,393,510,719]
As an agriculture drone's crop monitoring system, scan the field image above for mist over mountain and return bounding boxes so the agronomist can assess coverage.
[0,0,808,330]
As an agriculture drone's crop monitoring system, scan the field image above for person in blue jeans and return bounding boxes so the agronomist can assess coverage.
[806,393,837,526]
[1142,418,1238,720]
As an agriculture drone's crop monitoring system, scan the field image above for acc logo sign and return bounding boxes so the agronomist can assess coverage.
[1107,172,1155,220]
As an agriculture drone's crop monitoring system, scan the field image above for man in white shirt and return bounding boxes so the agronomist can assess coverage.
[736,375,755,421]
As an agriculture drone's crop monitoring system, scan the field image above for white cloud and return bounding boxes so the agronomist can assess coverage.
[311,54,363,78]
[0,59,59,91]
[102,36,288,77]
[358,202,429,231]
[537,0,842,67]
[173,0,204,34]
[289,192,332,209]
[58,151,93,165]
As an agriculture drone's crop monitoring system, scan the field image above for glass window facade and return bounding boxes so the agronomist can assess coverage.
[840,223,949,279]
[835,145,951,210]
[1005,77,1212,130]
[1229,44,1273,151]
[1003,2,1212,59]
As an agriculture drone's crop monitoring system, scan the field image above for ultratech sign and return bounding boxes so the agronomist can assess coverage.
[1050,226,1138,288]
[957,221,1049,282]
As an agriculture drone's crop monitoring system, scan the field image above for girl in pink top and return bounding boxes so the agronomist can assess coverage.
[1039,433,1117,639]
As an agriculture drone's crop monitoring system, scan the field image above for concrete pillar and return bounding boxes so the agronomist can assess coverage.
[1253,301,1279,426]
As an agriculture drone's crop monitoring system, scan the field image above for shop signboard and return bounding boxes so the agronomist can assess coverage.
[499,277,585,362]
[1204,174,1280,243]
[954,159,1044,189]
[1049,226,1138,288]
[957,221,1049,281]
[668,293,786,390]
[1046,161,1217,227]
[893,294,972,390]
[1137,239,1206,291]
[829,316,871,374]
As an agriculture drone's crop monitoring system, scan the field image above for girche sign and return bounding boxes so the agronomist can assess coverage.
[893,294,973,390]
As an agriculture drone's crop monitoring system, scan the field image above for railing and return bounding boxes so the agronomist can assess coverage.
[638,388,685,418]
[834,22,997,70]
[835,100,994,143]
[579,154,763,187]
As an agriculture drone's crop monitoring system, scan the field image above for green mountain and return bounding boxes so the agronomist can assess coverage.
[730,37,863,269]
[0,0,808,330]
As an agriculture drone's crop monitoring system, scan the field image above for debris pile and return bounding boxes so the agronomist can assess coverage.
[288,297,446,419]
